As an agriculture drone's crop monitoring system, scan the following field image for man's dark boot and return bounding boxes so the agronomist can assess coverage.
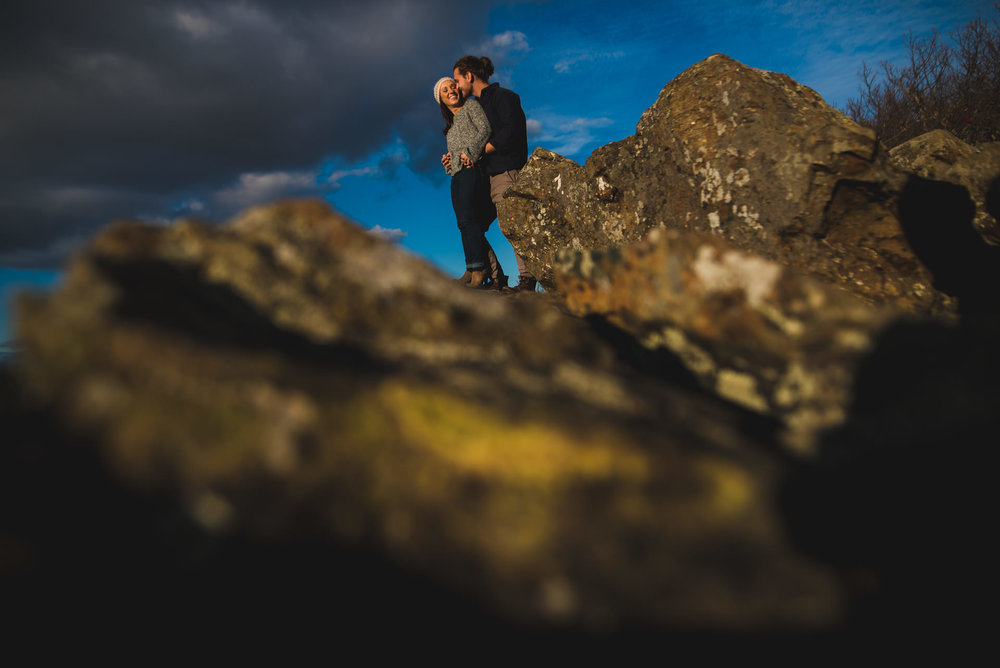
[506,275,537,294]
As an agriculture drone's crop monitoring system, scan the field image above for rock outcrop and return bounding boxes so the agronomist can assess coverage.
[889,129,1000,245]
[499,53,1000,448]
[500,54,949,315]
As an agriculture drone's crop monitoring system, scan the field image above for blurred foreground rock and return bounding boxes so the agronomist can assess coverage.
[3,200,840,642]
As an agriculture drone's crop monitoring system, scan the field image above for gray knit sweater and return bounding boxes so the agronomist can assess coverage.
[444,98,491,176]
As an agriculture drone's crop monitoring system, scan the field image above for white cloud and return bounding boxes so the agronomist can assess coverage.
[214,170,319,210]
[466,30,531,84]
[529,114,615,157]
[525,118,543,137]
[327,167,377,188]
[369,225,408,241]
[553,50,625,74]
[476,30,530,58]
[210,165,380,215]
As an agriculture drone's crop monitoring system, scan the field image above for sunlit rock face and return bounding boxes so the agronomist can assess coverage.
[6,200,840,635]
[554,228,897,451]
[889,129,1000,245]
[500,54,950,315]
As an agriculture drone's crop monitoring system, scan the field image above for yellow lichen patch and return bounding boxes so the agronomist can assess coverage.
[310,381,657,570]
[377,382,650,486]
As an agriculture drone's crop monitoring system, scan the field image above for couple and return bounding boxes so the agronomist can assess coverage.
[434,55,535,293]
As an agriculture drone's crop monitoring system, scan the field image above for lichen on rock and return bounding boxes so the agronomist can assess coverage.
[555,227,897,450]
[500,54,951,316]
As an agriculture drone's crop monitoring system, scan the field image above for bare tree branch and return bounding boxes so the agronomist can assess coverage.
[844,6,1000,147]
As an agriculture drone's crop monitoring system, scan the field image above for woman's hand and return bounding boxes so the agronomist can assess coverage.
[441,153,452,170]
[460,152,474,168]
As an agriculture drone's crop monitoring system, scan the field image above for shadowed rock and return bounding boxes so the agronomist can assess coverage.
[897,174,1000,315]
[780,312,1000,645]
[500,54,950,315]
[890,129,1000,246]
[4,200,839,637]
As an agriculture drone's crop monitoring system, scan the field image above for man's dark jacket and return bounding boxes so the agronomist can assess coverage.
[477,82,528,176]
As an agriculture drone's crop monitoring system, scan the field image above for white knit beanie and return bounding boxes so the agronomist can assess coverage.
[433,77,452,105]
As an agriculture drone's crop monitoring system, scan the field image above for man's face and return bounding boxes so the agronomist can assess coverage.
[453,68,474,97]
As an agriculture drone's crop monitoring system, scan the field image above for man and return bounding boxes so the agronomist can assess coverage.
[451,55,534,293]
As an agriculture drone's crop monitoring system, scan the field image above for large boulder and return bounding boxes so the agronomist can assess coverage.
[889,129,1000,246]
[5,200,840,635]
[500,54,950,315]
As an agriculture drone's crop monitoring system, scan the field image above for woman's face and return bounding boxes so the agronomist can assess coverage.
[440,78,461,107]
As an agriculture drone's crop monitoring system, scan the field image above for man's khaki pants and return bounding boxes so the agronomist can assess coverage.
[489,169,533,279]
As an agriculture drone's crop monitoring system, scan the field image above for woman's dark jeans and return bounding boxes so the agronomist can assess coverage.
[451,166,496,271]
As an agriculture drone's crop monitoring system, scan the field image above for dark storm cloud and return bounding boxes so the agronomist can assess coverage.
[0,0,508,266]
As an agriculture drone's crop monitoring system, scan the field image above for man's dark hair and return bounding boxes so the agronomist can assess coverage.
[453,55,494,83]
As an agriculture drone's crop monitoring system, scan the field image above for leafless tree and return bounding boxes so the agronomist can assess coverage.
[845,3,1000,148]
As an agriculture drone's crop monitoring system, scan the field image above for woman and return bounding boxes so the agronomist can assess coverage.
[434,76,505,289]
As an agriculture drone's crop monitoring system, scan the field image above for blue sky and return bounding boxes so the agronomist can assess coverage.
[0,0,991,342]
